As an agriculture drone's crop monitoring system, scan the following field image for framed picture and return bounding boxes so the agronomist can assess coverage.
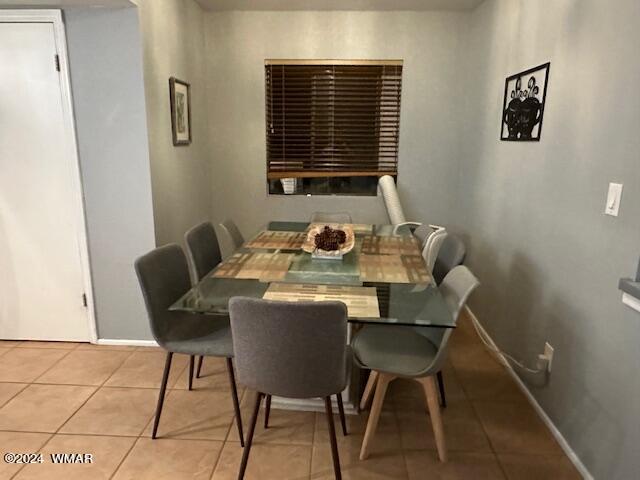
[169,77,191,146]
[500,62,550,141]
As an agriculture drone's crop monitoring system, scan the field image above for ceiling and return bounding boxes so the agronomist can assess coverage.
[0,0,132,6]
[195,0,484,11]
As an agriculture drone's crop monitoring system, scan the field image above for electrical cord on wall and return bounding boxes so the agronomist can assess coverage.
[468,312,546,375]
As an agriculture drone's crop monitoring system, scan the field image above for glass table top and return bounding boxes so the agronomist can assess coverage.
[170,221,455,328]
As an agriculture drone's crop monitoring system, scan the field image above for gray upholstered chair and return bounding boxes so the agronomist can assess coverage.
[310,211,353,224]
[134,244,244,446]
[184,222,223,380]
[433,234,466,285]
[229,298,350,480]
[218,219,245,253]
[185,221,221,284]
[421,227,448,274]
[353,266,479,462]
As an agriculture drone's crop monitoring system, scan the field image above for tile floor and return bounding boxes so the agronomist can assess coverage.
[0,313,581,479]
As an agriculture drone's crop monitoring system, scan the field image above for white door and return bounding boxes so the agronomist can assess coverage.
[0,20,90,341]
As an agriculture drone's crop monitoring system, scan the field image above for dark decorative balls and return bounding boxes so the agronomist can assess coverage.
[314,226,347,251]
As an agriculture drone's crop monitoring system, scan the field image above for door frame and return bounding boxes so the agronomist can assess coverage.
[0,10,97,342]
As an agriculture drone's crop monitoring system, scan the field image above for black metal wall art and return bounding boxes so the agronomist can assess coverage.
[501,62,550,141]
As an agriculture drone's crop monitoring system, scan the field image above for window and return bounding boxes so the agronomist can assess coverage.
[265,60,403,195]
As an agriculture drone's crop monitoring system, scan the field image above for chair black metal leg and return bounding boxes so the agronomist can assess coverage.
[188,355,195,391]
[324,396,342,480]
[437,371,446,408]
[226,358,245,447]
[264,395,272,429]
[196,356,204,378]
[152,351,173,439]
[336,393,347,436]
[238,392,263,480]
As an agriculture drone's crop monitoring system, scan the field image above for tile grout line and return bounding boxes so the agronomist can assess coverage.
[26,347,77,384]
[391,384,414,480]
[308,411,317,480]
[108,435,140,480]
[0,384,29,410]
[52,349,186,479]
[450,318,511,479]
[51,349,138,436]
[28,343,135,388]
[9,433,55,480]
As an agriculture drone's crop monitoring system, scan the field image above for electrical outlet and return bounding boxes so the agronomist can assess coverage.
[544,342,554,373]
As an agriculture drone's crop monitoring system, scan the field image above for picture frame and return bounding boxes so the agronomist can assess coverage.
[169,77,191,146]
[500,62,550,141]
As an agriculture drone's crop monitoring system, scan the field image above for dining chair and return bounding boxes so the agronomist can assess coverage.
[310,211,353,224]
[428,234,466,407]
[432,234,466,285]
[421,226,448,274]
[353,266,479,462]
[219,219,245,252]
[134,244,245,446]
[185,222,219,381]
[229,297,350,480]
[184,222,233,383]
[361,224,450,409]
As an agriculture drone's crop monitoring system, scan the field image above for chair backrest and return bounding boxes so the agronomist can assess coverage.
[184,222,222,285]
[229,297,348,399]
[134,244,192,348]
[417,265,479,376]
[310,212,353,224]
[219,219,245,250]
[184,222,222,284]
[421,227,448,273]
[432,234,466,285]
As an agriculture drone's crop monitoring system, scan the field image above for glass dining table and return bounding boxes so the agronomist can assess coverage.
[170,221,454,330]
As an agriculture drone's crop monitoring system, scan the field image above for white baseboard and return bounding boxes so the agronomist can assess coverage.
[96,338,158,347]
[464,306,593,480]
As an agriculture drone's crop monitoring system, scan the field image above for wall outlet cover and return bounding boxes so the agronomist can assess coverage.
[544,342,554,373]
[605,183,623,216]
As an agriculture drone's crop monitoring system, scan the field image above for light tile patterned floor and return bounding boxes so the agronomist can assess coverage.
[0,313,581,479]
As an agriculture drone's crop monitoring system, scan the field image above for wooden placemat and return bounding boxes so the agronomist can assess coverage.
[263,283,380,318]
[359,254,431,284]
[306,223,373,235]
[350,224,374,234]
[244,230,305,250]
[360,235,422,256]
[213,252,294,282]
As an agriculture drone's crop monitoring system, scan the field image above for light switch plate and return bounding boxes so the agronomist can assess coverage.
[605,183,623,216]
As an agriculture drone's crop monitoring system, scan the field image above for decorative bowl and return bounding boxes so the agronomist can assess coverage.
[302,224,355,259]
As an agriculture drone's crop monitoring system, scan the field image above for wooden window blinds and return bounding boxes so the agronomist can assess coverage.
[265,60,403,180]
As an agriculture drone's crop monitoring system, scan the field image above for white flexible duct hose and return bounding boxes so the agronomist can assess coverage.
[378,175,406,225]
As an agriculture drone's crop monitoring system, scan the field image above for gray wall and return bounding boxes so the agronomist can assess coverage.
[204,11,469,251]
[134,0,213,247]
[460,1,640,478]
[65,7,156,340]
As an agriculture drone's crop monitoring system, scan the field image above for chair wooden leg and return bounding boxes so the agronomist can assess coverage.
[226,358,244,447]
[336,393,347,436]
[238,392,263,480]
[196,356,204,378]
[152,351,173,439]
[324,396,342,480]
[188,355,195,391]
[360,372,394,460]
[419,375,448,462]
[264,395,272,428]
[359,370,379,411]
[437,371,446,408]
